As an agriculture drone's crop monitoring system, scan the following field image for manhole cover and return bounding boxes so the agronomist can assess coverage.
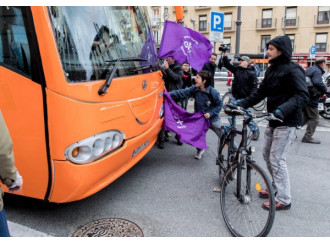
[72,218,144,237]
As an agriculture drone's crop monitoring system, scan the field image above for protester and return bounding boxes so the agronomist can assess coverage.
[157,56,183,149]
[0,111,23,237]
[302,57,327,144]
[222,53,260,140]
[169,70,223,160]
[250,60,260,77]
[202,53,217,88]
[181,62,193,110]
[238,35,309,211]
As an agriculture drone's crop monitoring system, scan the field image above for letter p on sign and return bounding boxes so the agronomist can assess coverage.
[210,12,224,32]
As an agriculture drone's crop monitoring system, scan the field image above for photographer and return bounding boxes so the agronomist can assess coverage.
[221,49,260,140]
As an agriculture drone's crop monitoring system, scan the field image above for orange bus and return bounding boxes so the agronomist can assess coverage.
[0,6,166,203]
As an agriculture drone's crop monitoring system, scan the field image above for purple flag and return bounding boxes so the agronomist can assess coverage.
[163,90,210,149]
[140,28,158,68]
[158,20,213,71]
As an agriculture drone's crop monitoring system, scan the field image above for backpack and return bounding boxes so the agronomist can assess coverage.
[305,76,321,97]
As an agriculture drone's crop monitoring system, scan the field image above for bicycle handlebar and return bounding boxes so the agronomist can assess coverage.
[224,103,283,122]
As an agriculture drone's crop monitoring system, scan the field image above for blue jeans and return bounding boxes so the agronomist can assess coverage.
[227,97,259,132]
[0,209,10,237]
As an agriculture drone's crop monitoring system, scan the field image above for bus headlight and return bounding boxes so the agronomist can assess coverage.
[65,130,125,164]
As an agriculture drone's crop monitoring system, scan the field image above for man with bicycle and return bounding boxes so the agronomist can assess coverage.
[238,35,309,211]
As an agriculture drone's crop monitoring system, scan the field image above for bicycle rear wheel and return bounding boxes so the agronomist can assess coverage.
[220,161,275,237]
[218,138,230,181]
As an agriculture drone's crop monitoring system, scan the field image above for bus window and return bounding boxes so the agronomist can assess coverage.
[48,6,157,83]
[0,6,31,76]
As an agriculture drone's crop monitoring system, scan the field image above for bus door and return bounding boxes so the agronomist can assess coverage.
[0,7,50,200]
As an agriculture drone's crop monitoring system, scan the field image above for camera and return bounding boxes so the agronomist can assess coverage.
[219,44,230,52]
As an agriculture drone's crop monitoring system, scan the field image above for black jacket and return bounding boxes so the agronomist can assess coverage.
[223,55,258,99]
[202,62,216,87]
[240,35,309,128]
[160,62,183,91]
[305,64,327,107]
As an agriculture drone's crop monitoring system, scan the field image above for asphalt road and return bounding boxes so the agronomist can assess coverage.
[5,80,330,237]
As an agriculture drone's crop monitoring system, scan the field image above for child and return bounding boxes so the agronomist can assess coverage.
[169,70,223,159]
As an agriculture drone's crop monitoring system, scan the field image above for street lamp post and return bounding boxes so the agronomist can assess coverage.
[234,6,242,66]
[190,18,196,30]
[283,6,287,35]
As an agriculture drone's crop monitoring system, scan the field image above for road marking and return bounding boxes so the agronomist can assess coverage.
[8,220,52,237]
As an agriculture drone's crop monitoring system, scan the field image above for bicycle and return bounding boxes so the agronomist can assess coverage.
[222,88,266,111]
[216,103,282,237]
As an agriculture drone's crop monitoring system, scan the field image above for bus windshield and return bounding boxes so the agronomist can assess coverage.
[48,6,158,83]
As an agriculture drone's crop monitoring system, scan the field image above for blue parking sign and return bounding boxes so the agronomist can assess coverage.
[210,12,224,32]
[310,45,316,55]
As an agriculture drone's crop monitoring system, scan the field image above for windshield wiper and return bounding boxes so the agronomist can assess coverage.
[98,57,148,96]
[132,64,159,74]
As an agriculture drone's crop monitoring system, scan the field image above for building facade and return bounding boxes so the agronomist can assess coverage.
[148,6,330,71]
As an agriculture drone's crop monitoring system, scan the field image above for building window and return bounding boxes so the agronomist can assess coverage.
[286,7,297,26]
[316,33,327,52]
[317,6,330,24]
[224,13,232,30]
[199,15,207,31]
[262,9,272,28]
[153,30,159,45]
[261,35,271,52]
[151,8,160,26]
[286,34,295,52]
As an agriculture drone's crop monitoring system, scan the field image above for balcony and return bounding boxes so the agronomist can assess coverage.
[151,17,161,27]
[281,17,299,28]
[256,18,277,30]
[194,6,211,10]
[314,15,330,27]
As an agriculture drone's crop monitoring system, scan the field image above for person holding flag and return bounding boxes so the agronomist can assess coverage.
[157,56,184,149]
[167,70,223,160]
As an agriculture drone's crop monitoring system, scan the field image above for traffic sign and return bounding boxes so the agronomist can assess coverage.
[310,45,316,59]
[209,11,224,42]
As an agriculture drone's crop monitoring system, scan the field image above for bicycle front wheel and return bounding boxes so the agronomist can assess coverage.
[220,161,275,237]
[222,91,232,106]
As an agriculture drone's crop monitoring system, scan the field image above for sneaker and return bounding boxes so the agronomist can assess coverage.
[252,130,259,141]
[302,137,321,144]
[195,149,204,160]
[177,140,183,146]
[262,201,291,211]
[157,141,164,149]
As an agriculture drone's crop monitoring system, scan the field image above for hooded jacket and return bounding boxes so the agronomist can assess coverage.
[239,35,309,128]
[223,55,259,99]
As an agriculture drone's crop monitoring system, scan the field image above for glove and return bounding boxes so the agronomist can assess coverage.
[273,109,284,120]
[236,100,246,108]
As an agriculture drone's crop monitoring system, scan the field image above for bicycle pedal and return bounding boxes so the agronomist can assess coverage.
[213,188,221,193]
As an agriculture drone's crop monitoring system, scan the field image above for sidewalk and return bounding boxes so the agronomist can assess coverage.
[8,221,52,237]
